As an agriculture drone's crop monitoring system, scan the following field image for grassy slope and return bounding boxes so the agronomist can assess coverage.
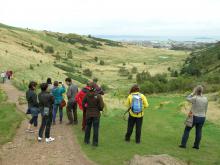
[0,88,24,145]
[74,96,220,165]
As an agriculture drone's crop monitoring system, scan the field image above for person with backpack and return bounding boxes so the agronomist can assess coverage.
[26,81,39,133]
[125,84,149,144]
[1,71,6,83]
[46,78,53,94]
[82,84,104,146]
[93,78,104,95]
[179,85,208,150]
[75,81,92,131]
[52,81,66,124]
[38,83,55,143]
[65,78,78,125]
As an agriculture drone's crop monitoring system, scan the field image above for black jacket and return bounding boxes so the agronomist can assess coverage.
[26,89,39,108]
[38,91,54,113]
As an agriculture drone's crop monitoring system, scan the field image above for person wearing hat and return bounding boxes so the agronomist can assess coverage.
[82,84,104,146]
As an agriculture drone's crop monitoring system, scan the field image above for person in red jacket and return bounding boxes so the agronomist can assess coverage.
[75,81,92,131]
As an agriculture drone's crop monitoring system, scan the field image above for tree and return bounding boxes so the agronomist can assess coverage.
[131,67,138,74]
[83,69,92,77]
[94,56,98,62]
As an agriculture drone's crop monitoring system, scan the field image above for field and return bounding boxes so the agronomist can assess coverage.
[0,89,24,145]
[0,23,220,165]
[74,96,220,165]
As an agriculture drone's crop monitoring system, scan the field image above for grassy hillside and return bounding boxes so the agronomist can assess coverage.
[0,23,187,92]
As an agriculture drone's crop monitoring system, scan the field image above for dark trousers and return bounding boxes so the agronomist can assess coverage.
[39,113,52,138]
[181,116,205,148]
[82,109,86,130]
[53,104,63,123]
[29,116,38,127]
[84,117,100,145]
[66,102,78,123]
[125,115,143,143]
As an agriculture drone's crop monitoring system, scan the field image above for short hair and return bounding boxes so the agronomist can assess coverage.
[40,83,48,91]
[28,81,37,90]
[47,78,52,84]
[53,81,59,87]
[93,78,98,83]
[129,84,140,94]
[65,78,72,83]
[195,85,204,95]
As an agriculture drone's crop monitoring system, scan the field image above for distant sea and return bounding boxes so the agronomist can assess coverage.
[95,35,220,43]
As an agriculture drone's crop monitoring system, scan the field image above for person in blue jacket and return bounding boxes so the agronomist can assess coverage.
[52,81,66,124]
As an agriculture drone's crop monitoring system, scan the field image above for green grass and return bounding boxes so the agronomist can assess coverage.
[73,96,220,165]
[0,89,24,145]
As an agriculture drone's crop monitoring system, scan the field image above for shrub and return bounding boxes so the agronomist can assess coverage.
[79,47,88,51]
[128,74,133,80]
[40,60,43,63]
[123,62,126,66]
[144,62,146,65]
[83,69,92,77]
[100,60,105,65]
[44,46,54,54]
[37,64,40,67]
[140,81,155,94]
[118,67,129,76]
[136,71,151,83]
[131,67,138,74]
[171,70,179,77]
[94,57,98,62]
[67,50,73,59]
[30,64,34,70]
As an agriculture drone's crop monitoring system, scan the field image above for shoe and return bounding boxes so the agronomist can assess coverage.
[46,137,55,143]
[192,146,199,150]
[38,137,42,142]
[92,143,98,147]
[25,129,34,133]
[179,145,186,149]
[84,141,90,145]
[125,138,130,142]
[136,141,141,144]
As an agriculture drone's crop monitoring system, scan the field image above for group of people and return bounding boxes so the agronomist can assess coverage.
[26,76,208,149]
[1,70,13,83]
[26,77,105,145]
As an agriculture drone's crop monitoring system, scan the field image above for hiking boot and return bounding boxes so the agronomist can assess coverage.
[46,137,55,143]
[179,145,186,149]
[38,137,42,142]
[92,143,98,147]
[84,141,90,145]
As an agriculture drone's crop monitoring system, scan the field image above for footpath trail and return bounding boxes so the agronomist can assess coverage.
[0,82,94,165]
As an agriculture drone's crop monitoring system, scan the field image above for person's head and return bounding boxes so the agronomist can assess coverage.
[194,85,204,96]
[47,78,52,85]
[129,84,140,94]
[93,78,98,83]
[65,78,72,86]
[28,81,37,90]
[40,83,48,92]
[86,79,93,86]
[53,81,59,87]
[88,82,96,93]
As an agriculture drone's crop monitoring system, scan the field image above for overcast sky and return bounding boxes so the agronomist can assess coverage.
[0,0,220,36]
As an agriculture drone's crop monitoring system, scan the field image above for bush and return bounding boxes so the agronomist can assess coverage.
[136,71,151,83]
[79,47,88,51]
[94,57,98,62]
[67,50,73,59]
[118,67,129,76]
[44,46,54,54]
[40,60,43,63]
[128,74,133,80]
[83,69,92,77]
[140,81,155,94]
[171,70,179,77]
[100,60,105,65]
[30,64,34,70]
[131,67,138,74]
[123,62,126,66]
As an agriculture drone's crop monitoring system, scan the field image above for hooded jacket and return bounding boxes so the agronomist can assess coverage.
[75,86,90,110]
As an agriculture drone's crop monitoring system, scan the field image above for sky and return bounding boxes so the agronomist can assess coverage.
[0,0,220,36]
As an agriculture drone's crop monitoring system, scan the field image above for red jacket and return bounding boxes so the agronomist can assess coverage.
[75,86,90,110]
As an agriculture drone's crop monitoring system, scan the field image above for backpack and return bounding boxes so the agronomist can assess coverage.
[131,94,142,114]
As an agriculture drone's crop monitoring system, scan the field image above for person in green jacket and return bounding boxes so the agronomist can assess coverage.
[52,81,66,124]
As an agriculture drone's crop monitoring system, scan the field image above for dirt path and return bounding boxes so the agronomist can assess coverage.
[0,82,95,165]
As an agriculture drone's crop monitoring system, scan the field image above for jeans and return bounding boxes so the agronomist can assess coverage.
[181,116,206,148]
[125,115,143,143]
[84,117,100,145]
[29,116,38,127]
[82,109,86,130]
[39,112,52,138]
[66,101,78,123]
[53,104,63,123]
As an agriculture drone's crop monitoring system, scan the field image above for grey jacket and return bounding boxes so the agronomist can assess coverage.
[67,83,78,103]
[187,94,208,117]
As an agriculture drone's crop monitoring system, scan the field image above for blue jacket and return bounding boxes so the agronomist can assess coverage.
[52,86,66,104]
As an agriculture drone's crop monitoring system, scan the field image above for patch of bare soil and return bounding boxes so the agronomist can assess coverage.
[129,154,186,165]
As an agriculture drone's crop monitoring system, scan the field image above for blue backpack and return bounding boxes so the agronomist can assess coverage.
[131,94,142,114]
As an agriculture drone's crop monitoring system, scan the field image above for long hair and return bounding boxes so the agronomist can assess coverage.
[28,81,37,90]
[129,84,140,94]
